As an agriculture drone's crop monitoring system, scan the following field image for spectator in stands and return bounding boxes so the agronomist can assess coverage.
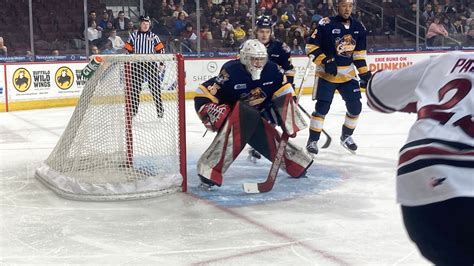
[223,31,238,50]
[286,5,298,24]
[114,11,130,31]
[91,45,100,55]
[228,1,242,17]
[181,23,197,51]
[260,0,273,10]
[468,20,474,44]
[443,0,457,15]
[314,3,330,18]
[245,28,255,40]
[233,23,246,43]
[102,22,115,39]
[289,28,304,51]
[0,37,7,56]
[127,21,137,36]
[173,5,189,18]
[86,20,102,46]
[174,12,187,35]
[426,16,449,46]
[423,3,436,22]
[443,16,453,33]
[101,40,116,54]
[210,16,220,30]
[26,50,32,56]
[98,11,110,30]
[106,9,115,22]
[201,25,213,40]
[270,8,279,24]
[214,21,230,40]
[224,19,234,32]
[89,10,98,24]
[52,50,59,56]
[108,29,125,50]
[274,22,288,43]
[450,17,466,34]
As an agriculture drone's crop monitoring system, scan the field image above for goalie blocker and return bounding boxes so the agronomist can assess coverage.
[194,40,313,187]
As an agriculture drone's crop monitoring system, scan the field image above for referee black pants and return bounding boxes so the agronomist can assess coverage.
[401,197,474,266]
[129,62,163,117]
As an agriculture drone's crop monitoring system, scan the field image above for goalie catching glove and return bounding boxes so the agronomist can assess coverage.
[198,103,231,132]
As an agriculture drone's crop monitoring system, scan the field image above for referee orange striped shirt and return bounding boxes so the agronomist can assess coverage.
[124,30,165,54]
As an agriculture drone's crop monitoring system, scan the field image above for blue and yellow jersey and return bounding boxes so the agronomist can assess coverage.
[266,40,295,84]
[194,59,294,112]
[305,16,368,84]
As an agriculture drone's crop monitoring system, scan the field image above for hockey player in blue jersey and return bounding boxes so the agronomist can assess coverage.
[305,0,371,155]
[247,15,296,162]
[194,40,313,188]
[254,16,296,85]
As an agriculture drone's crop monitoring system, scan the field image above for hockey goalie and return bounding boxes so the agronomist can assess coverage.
[194,39,314,189]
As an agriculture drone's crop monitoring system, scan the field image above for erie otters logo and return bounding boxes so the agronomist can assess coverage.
[55,66,74,90]
[335,34,356,58]
[13,68,32,92]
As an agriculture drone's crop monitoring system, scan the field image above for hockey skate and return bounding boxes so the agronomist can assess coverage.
[198,175,219,191]
[306,140,319,155]
[340,135,357,154]
[247,148,262,163]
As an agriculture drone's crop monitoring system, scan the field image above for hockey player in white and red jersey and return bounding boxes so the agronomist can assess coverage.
[366,52,473,265]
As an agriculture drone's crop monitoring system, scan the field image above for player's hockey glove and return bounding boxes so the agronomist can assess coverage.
[198,103,231,132]
[323,57,338,76]
[358,71,372,89]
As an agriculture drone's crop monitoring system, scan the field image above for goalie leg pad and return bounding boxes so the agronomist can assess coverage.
[248,120,313,178]
[197,102,260,185]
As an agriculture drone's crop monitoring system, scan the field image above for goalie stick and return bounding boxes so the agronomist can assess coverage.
[297,104,332,149]
[243,55,314,194]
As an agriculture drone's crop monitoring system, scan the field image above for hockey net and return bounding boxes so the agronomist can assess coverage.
[36,54,186,201]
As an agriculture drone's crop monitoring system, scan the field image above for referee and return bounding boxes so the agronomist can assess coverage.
[124,15,165,118]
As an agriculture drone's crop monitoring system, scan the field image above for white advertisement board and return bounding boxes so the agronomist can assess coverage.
[182,52,442,93]
[0,65,5,104]
[6,62,87,101]
[2,52,446,106]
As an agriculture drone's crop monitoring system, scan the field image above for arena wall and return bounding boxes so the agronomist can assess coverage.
[0,52,445,112]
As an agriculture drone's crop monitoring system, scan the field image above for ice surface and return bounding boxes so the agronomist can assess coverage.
[0,96,430,265]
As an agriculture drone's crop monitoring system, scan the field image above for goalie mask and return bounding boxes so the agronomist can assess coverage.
[240,40,268,80]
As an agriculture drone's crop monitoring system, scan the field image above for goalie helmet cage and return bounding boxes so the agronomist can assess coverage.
[36,54,187,201]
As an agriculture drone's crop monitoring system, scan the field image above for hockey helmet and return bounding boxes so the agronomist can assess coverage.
[240,39,268,80]
[139,15,151,22]
[256,16,272,29]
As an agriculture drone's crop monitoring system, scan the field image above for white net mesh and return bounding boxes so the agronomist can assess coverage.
[36,54,186,201]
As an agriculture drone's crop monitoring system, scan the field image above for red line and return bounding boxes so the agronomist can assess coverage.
[177,54,187,192]
[3,64,8,112]
[192,241,298,265]
[186,193,350,265]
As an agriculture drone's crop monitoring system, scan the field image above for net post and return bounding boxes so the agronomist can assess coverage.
[124,62,133,167]
[176,54,187,192]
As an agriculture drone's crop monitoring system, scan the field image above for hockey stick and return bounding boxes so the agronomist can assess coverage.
[243,55,314,194]
[297,104,332,149]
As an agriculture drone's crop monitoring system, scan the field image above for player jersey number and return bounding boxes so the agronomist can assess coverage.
[417,78,474,137]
